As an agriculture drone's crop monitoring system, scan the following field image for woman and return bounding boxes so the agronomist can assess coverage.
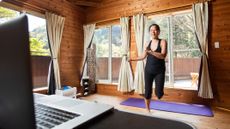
[129,24,167,112]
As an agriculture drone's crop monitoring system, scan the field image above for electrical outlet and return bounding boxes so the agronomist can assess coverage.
[214,42,220,48]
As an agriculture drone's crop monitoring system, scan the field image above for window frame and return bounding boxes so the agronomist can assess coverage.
[147,9,200,90]
[94,24,122,84]
[0,4,51,90]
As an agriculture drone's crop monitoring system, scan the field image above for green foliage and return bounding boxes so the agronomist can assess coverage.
[29,20,50,56]
[0,7,17,19]
[30,25,49,48]
[148,13,201,58]
[0,6,50,56]
[30,38,50,56]
[172,14,201,58]
[95,43,109,57]
[93,26,123,57]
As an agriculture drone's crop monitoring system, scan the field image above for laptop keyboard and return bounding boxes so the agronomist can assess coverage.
[35,103,80,129]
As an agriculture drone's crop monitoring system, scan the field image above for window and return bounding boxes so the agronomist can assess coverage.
[0,6,50,89]
[146,10,201,90]
[27,13,50,56]
[92,25,122,83]
[26,13,50,89]
[0,6,20,23]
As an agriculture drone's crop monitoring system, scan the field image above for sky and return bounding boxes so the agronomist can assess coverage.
[0,7,45,31]
[27,14,45,31]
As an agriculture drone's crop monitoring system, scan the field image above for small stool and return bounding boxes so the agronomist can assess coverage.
[190,72,199,86]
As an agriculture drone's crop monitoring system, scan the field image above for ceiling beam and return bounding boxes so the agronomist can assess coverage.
[66,0,100,7]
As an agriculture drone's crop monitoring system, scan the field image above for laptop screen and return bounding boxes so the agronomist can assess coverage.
[0,14,36,129]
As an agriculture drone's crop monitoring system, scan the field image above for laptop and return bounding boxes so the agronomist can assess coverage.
[0,14,113,129]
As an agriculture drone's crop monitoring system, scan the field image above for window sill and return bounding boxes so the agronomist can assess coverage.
[165,84,198,91]
[33,87,48,92]
[96,82,118,85]
[95,83,197,91]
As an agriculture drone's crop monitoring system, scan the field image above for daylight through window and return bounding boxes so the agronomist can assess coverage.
[0,6,50,89]
[92,25,122,83]
[146,10,201,90]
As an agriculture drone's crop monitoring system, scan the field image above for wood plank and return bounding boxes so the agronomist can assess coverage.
[66,0,101,7]
[85,0,230,109]
[81,94,230,129]
[3,0,85,88]
[3,0,230,110]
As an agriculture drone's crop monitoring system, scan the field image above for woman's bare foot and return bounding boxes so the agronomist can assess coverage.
[145,98,151,113]
[146,108,151,113]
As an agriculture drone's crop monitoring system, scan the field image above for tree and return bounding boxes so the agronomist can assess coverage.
[173,14,201,58]
[30,38,50,56]
[0,7,17,20]
[0,6,50,56]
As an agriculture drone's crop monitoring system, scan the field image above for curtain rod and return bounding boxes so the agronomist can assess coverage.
[86,0,212,25]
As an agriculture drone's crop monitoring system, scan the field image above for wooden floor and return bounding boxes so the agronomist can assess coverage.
[80,94,230,129]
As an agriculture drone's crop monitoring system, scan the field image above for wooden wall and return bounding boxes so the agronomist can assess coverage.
[3,0,230,109]
[3,0,85,88]
[96,84,209,105]
[85,0,230,109]
[209,0,230,109]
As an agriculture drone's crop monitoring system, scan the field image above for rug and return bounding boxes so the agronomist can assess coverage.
[120,98,213,117]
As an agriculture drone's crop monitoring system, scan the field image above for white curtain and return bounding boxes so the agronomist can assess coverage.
[133,14,146,94]
[45,12,65,90]
[117,17,134,92]
[80,24,95,86]
[192,2,213,98]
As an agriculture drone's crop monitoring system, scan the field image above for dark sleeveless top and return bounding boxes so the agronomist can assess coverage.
[145,39,165,74]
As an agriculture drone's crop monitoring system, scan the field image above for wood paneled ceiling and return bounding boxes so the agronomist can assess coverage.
[66,0,102,7]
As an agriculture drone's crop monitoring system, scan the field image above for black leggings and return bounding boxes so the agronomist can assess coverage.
[144,70,165,100]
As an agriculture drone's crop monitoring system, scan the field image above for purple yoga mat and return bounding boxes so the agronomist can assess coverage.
[120,98,213,117]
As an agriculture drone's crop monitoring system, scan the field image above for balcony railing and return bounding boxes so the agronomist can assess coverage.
[32,56,200,88]
[31,56,51,89]
[96,57,200,82]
